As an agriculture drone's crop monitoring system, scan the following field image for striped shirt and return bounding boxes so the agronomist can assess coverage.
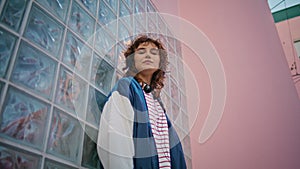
[144,91,171,169]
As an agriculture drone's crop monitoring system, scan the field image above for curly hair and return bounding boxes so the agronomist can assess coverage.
[123,35,168,92]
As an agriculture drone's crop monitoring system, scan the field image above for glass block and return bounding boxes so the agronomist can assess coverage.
[147,18,156,34]
[175,39,182,55]
[81,126,103,169]
[178,72,185,92]
[177,58,184,76]
[182,111,190,134]
[62,31,92,77]
[11,41,57,99]
[105,44,117,65]
[168,52,176,66]
[161,92,171,118]
[24,4,64,57]
[123,0,132,10]
[0,0,28,31]
[134,0,145,13]
[116,44,126,73]
[157,16,166,34]
[134,19,146,35]
[36,0,70,22]
[44,158,77,169]
[146,1,156,12]
[69,1,95,43]
[103,0,118,13]
[163,75,170,95]
[118,21,131,42]
[174,110,189,137]
[98,1,117,25]
[158,34,168,49]
[90,54,114,94]
[0,143,41,169]
[78,0,98,16]
[47,108,83,163]
[86,87,106,126]
[55,66,88,117]
[169,62,177,80]
[167,36,176,55]
[171,101,180,120]
[166,29,174,43]
[0,28,17,78]
[120,0,130,17]
[170,78,179,103]
[99,19,118,38]
[169,58,177,79]
[119,0,133,30]
[95,26,116,56]
[0,87,49,149]
[179,91,187,112]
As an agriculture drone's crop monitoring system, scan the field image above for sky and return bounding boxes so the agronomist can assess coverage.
[268,0,300,12]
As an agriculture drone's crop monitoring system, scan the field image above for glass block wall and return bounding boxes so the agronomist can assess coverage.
[0,0,192,168]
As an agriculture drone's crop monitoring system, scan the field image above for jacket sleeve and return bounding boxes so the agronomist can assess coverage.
[97,91,135,169]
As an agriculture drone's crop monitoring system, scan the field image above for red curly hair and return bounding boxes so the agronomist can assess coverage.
[123,35,169,93]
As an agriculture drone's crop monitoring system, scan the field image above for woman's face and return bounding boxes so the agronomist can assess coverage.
[134,42,160,73]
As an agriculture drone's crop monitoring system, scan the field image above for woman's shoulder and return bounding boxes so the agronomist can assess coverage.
[117,76,134,83]
[114,76,135,87]
[111,76,138,96]
[108,76,144,104]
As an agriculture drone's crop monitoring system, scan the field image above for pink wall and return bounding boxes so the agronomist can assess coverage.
[153,0,300,169]
[275,16,300,98]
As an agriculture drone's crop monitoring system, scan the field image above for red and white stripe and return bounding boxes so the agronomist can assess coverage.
[144,92,171,169]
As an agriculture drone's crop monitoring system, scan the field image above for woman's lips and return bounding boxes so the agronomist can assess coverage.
[142,60,153,64]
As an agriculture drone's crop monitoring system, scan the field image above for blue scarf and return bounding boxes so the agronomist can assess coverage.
[107,76,187,169]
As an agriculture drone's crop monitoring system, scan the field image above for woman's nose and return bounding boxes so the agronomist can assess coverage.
[145,50,151,58]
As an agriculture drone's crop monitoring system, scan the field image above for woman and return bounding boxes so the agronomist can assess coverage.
[97,35,186,169]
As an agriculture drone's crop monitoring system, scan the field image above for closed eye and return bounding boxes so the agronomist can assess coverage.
[136,48,146,54]
[150,48,159,55]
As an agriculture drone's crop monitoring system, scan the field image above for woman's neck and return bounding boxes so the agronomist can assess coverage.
[136,70,154,84]
[136,74,151,85]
